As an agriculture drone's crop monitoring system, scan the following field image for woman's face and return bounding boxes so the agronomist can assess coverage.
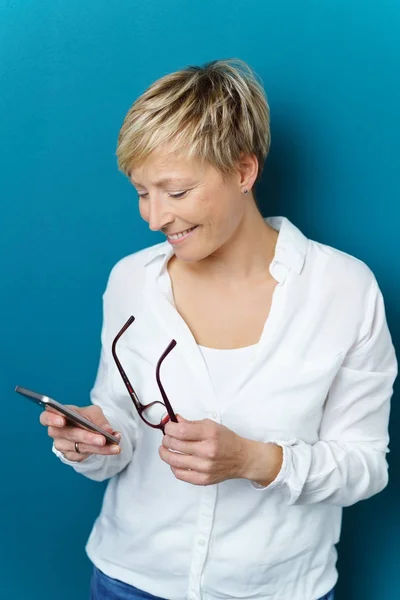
[129,146,256,263]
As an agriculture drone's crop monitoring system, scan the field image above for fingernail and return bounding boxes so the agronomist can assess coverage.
[111,445,120,454]
[55,418,64,426]
[94,437,104,446]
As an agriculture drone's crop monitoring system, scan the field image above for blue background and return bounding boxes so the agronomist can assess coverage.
[1,1,399,598]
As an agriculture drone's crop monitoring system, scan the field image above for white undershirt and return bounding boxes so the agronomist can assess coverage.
[198,343,258,398]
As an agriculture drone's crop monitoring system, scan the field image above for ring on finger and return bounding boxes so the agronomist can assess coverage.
[75,441,81,454]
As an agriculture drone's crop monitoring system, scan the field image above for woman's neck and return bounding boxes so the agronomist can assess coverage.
[183,206,278,284]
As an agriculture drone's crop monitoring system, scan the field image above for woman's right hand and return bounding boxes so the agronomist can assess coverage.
[40,405,121,463]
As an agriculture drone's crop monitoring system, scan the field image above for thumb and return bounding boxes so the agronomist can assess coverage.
[81,406,120,435]
[93,416,122,441]
[176,414,201,425]
[176,414,189,423]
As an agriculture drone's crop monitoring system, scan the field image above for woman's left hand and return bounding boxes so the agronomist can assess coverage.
[159,416,247,485]
[159,415,281,486]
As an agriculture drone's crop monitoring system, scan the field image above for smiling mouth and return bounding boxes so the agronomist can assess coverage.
[167,225,198,241]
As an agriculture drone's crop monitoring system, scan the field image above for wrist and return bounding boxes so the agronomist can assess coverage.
[241,439,283,487]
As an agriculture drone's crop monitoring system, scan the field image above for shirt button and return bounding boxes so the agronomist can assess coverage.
[198,538,206,546]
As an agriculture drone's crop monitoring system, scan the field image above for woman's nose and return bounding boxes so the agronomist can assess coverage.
[148,196,173,232]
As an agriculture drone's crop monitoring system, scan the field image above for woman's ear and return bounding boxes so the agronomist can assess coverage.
[236,152,259,192]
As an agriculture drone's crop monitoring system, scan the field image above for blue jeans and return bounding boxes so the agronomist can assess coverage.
[90,566,167,599]
[320,591,335,600]
[90,565,334,599]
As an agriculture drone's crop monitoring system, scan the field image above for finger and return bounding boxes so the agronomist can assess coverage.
[53,438,90,461]
[73,407,121,439]
[63,420,121,441]
[77,405,113,428]
[48,425,108,447]
[162,434,198,455]
[159,445,208,472]
[164,419,211,441]
[74,441,121,455]
[171,467,211,486]
[79,443,121,455]
[176,414,189,422]
[52,404,114,430]
[40,411,65,427]
[54,438,121,456]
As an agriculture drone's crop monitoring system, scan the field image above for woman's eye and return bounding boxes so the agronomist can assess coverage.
[168,191,187,199]
[138,191,187,199]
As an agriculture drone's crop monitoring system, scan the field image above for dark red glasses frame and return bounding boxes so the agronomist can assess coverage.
[111,316,178,434]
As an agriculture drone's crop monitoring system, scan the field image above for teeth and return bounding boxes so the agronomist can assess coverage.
[168,226,196,241]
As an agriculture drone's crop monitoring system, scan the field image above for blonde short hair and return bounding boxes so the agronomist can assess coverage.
[116,58,271,182]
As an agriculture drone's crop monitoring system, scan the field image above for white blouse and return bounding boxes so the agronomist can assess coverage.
[53,216,397,600]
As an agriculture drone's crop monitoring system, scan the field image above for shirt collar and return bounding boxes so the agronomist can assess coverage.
[266,216,308,277]
[143,216,308,280]
[143,240,174,270]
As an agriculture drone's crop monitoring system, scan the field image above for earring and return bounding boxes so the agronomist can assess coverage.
[243,189,249,194]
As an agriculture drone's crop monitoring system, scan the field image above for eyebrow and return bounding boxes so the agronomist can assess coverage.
[131,177,193,188]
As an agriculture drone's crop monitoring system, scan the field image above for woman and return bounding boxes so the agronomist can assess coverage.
[42,59,397,600]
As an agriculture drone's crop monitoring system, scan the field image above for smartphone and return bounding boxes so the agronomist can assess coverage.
[15,385,120,445]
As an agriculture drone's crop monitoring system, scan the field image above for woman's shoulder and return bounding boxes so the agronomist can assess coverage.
[307,237,377,293]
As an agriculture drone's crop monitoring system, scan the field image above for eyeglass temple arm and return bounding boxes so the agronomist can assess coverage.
[156,340,178,423]
[111,316,142,412]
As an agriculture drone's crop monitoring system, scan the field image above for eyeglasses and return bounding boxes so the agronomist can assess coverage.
[111,316,178,434]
